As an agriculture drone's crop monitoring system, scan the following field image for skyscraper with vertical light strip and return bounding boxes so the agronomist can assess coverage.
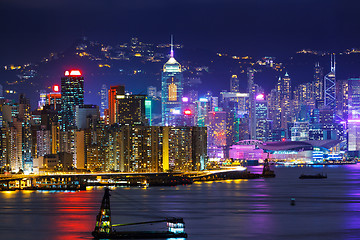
[161,36,183,126]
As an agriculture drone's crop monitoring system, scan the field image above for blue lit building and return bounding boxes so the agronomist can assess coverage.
[161,44,184,126]
[348,78,360,155]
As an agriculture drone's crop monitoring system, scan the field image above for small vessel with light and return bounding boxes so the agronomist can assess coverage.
[92,188,188,239]
[299,173,327,179]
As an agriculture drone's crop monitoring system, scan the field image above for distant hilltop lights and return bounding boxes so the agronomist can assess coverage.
[64,70,82,76]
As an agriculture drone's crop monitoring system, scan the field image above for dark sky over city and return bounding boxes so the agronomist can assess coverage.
[1,0,360,65]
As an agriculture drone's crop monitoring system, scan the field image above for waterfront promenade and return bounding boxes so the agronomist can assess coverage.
[0,166,249,190]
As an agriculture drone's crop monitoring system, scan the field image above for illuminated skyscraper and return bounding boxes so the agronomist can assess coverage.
[108,85,125,125]
[313,62,324,107]
[324,53,336,109]
[247,68,256,139]
[100,84,108,119]
[161,37,183,126]
[276,72,291,129]
[207,111,227,158]
[348,78,360,153]
[255,94,269,141]
[230,75,239,92]
[116,94,147,126]
[60,70,84,130]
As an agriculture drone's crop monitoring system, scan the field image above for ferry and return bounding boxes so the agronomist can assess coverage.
[92,188,188,239]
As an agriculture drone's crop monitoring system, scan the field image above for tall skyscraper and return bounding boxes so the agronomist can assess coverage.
[324,53,336,109]
[116,94,147,126]
[108,85,125,125]
[247,68,256,139]
[313,62,324,107]
[230,75,239,92]
[276,72,291,129]
[100,84,108,119]
[348,78,360,153]
[255,94,268,141]
[161,37,183,126]
[60,70,84,130]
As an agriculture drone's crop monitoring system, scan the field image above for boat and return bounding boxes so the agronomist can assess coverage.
[92,188,188,239]
[299,173,327,179]
[262,158,276,178]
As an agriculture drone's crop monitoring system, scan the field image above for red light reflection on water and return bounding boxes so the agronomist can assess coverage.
[50,191,99,240]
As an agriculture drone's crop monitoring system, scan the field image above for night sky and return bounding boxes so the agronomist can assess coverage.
[1,0,360,65]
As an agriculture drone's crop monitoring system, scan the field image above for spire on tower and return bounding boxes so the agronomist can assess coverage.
[170,35,174,58]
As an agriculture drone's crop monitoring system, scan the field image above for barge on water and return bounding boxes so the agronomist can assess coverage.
[92,188,187,239]
[299,173,327,179]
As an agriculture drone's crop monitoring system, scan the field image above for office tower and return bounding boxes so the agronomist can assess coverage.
[324,53,336,109]
[230,75,239,92]
[276,73,291,129]
[207,111,227,158]
[313,62,324,107]
[147,86,157,99]
[100,84,108,119]
[247,68,256,139]
[38,90,47,110]
[60,70,84,130]
[19,94,32,173]
[145,99,152,125]
[108,85,125,125]
[255,94,268,141]
[196,98,210,127]
[120,126,207,172]
[293,82,315,121]
[291,122,310,141]
[348,78,360,153]
[36,126,51,157]
[161,37,184,126]
[116,94,147,126]
[75,105,100,129]
[47,85,61,110]
[336,80,348,120]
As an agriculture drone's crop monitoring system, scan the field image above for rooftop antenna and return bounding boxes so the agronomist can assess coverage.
[170,35,174,58]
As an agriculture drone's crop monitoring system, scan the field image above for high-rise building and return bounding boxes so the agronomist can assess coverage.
[247,68,256,139]
[276,73,291,129]
[255,94,269,141]
[100,84,108,119]
[147,86,157,99]
[230,75,239,92]
[19,94,32,173]
[336,80,348,120]
[75,105,100,129]
[108,85,125,125]
[60,70,84,130]
[116,94,147,126]
[348,78,360,153]
[313,62,324,107]
[120,125,207,172]
[324,54,336,109]
[291,122,309,141]
[161,38,183,126]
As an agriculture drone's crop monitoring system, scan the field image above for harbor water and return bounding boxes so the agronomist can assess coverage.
[1,164,360,240]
